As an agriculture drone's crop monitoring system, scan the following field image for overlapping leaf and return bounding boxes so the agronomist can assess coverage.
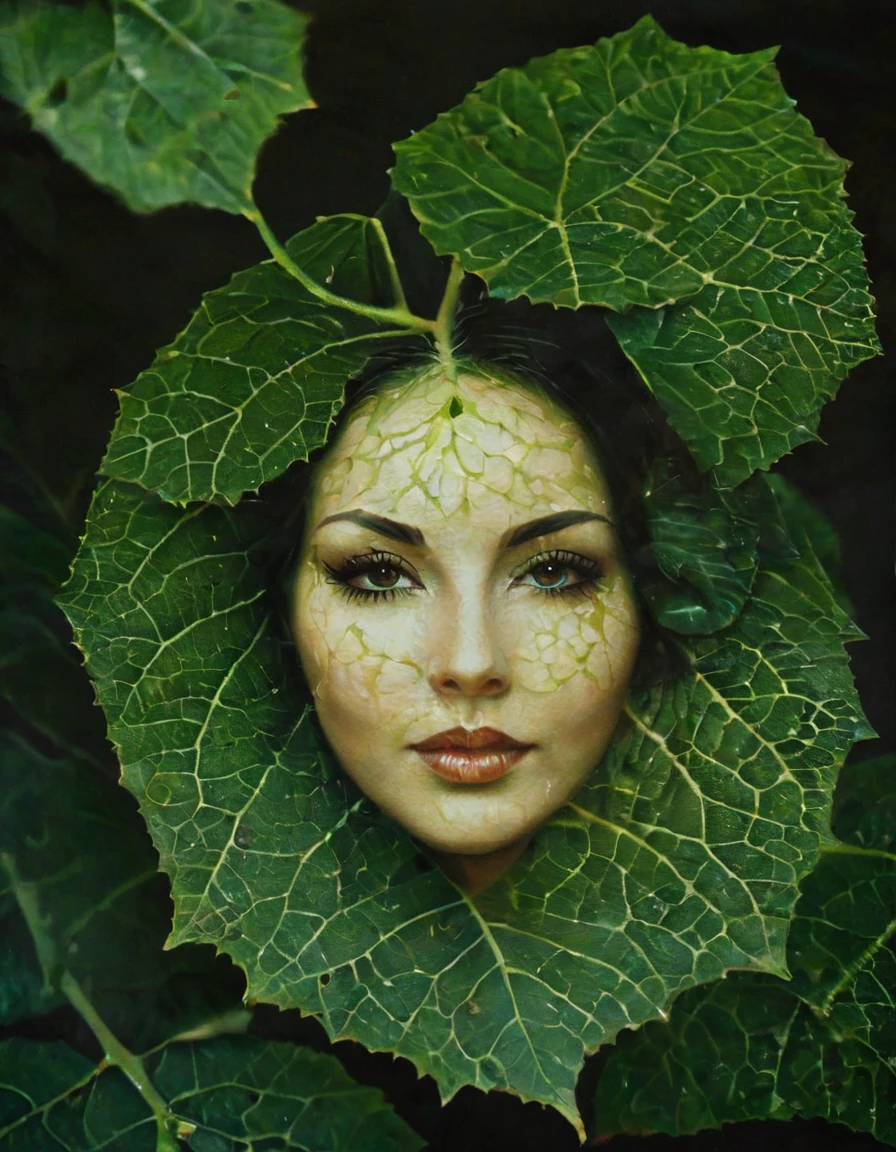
[391,16,879,486]
[99,214,423,504]
[0,451,241,1044]
[0,0,309,213]
[0,1036,422,1150]
[591,755,896,1144]
[59,472,869,1132]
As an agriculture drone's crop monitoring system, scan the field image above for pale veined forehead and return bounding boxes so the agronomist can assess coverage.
[315,369,606,490]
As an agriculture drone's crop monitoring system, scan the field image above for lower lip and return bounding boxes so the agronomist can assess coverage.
[414,747,531,784]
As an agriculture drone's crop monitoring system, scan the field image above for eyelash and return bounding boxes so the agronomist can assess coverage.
[323,549,603,603]
[513,550,604,599]
[324,551,421,604]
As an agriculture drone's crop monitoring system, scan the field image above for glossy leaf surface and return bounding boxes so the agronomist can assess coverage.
[392,16,879,486]
[0,0,309,213]
[100,215,420,504]
[59,474,869,1130]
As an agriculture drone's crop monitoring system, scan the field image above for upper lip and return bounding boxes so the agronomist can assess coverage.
[409,727,532,752]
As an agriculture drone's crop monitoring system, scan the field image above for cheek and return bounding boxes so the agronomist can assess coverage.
[294,581,425,733]
[512,579,639,696]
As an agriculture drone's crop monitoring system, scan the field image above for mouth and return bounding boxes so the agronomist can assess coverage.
[408,727,534,784]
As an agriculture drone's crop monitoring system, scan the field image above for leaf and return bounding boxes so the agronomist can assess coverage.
[832,755,896,855]
[0,0,310,214]
[391,16,879,486]
[0,1036,422,1150]
[58,471,869,1133]
[591,755,896,1144]
[0,452,241,1044]
[639,466,770,634]
[100,215,423,504]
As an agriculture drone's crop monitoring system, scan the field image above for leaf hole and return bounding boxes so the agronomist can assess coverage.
[448,396,463,418]
[319,972,331,987]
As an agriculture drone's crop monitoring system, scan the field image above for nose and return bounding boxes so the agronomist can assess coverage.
[427,589,510,698]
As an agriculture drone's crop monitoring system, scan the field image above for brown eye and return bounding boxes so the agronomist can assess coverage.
[528,562,570,590]
[355,564,403,590]
[324,551,422,602]
[514,550,603,597]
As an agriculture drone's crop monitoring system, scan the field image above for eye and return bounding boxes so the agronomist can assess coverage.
[351,563,415,592]
[514,550,603,597]
[323,551,422,602]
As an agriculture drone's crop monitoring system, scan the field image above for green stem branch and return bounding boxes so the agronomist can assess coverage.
[60,972,180,1152]
[1,853,179,1152]
[433,257,465,372]
[245,207,435,334]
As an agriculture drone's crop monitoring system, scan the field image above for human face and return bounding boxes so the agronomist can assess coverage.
[291,366,640,856]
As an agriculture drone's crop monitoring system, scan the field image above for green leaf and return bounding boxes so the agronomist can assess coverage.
[591,756,896,1143]
[0,451,240,1043]
[58,471,869,1132]
[0,0,310,214]
[0,737,241,1046]
[832,755,896,854]
[639,466,769,634]
[0,1036,422,1150]
[100,215,423,504]
[391,16,879,486]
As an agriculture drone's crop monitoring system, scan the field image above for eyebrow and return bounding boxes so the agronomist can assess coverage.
[315,511,425,546]
[314,508,611,548]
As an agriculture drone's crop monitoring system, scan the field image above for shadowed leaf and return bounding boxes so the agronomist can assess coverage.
[591,755,896,1144]
[0,1036,422,1150]
[0,0,310,213]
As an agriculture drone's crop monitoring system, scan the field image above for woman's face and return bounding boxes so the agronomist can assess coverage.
[291,368,640,856]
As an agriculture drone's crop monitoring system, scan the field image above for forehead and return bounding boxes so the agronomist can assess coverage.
[308,368,612,524]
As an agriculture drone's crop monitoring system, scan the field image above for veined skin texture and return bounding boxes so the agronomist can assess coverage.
[291,364,640,856]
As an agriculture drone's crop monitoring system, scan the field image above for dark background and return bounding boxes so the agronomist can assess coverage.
[1,0,892,1147]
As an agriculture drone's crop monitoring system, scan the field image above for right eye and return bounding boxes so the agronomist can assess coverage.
[324,552,422,603]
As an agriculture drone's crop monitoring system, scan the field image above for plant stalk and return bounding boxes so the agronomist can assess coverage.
[245,207,436,334]
[1,854,179,1152]
[60,972,180,1152]
[433,257,465,372]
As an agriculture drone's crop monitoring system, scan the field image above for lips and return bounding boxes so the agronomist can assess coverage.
[409,727,533,784]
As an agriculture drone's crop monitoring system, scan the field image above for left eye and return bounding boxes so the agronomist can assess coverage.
[522,562,578,590]
[513,551,603,595]
[351,565,415,591]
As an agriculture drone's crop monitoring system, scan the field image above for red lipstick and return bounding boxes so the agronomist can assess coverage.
[409,727,533,784]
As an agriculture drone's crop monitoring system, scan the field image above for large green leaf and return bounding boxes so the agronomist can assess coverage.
[391,16,879,486]
[591,755,896,1143]
[99,215,423,505]
[0,1036,422,1150]
[58,472,869,1132]
[0,0,309,213]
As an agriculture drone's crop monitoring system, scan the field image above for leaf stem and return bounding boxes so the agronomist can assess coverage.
[821,842,896,863]
[1,854,179,1152]
[368,216,409,311]
[60,972,180,1152]
[433,257,465,373]
[244,206,435,334]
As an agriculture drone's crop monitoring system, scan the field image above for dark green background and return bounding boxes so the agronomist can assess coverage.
[1,0,892,1148]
